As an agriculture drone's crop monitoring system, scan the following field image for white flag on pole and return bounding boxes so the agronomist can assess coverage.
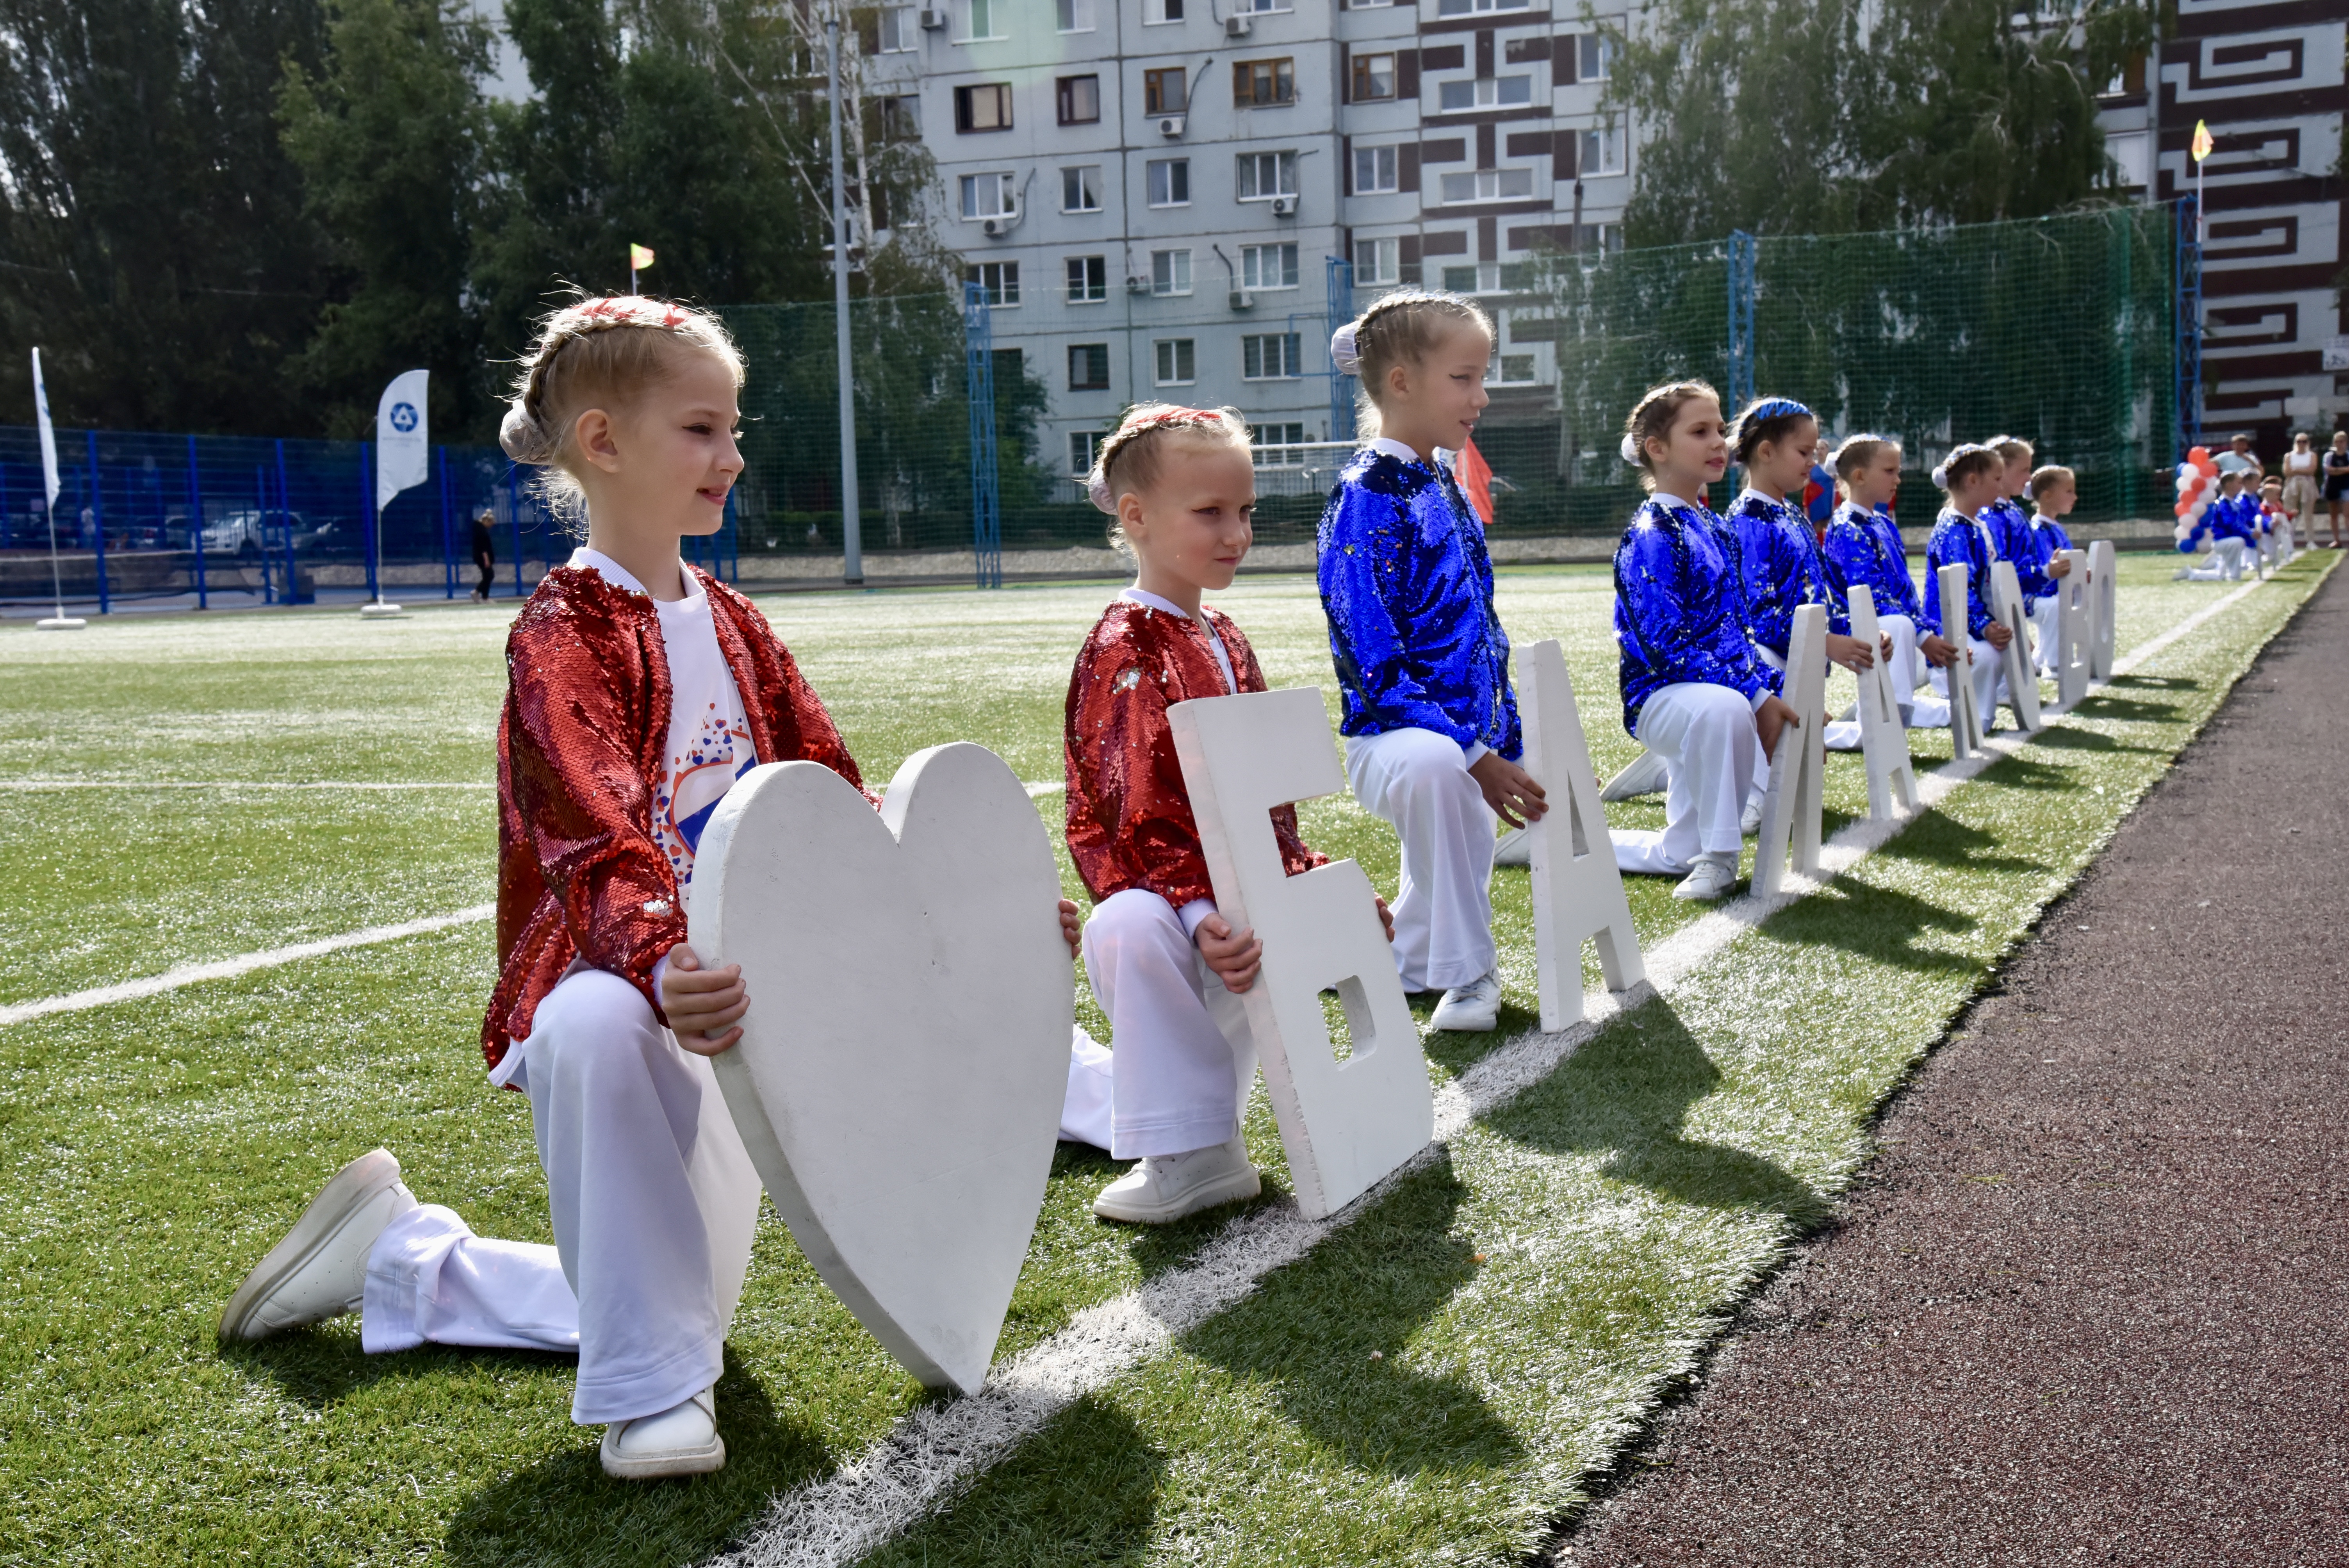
[32,347,61,511]
[375,369,430,513]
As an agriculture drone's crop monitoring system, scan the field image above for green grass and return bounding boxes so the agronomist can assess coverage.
[0,554,2322,1566]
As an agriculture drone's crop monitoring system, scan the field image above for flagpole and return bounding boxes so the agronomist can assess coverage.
[827,6,863,586]
[31,348,84,631]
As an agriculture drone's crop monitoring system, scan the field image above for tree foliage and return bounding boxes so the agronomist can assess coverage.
[1606,0,2156,246]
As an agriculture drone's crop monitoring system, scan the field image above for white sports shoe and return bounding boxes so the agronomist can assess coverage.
[219,1148,417,1341]
[601,1387,725,1480]
[1741,795,1764,836]
[1600,748,1671,802]
[1672,858,1738,902]
[1093,1138,1262,1224]
[1492,825,1531,867]
[1430,968,1503,1032]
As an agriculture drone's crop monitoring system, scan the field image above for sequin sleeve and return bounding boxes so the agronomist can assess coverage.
[1316,479,1481,747]
[1613,501,1781,734]
[1919,513,1996,639]
[1063,617,1217,908]
[1733,493,1851,653]
[1823,505,1923,624]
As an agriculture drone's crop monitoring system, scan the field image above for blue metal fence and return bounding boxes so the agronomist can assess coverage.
[0,426,740,610]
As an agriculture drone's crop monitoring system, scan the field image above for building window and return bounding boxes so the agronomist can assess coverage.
[1055,0,1095,32]
[1251,422,1308,462]
[1440,168,1535,204]
[1151,248,1192,294]
[1436,0,1528,12]
[1065,255,1107,303]
[1351,53,1395,102]
[879,95,921,139]
[1060,166,1102,212]
[1352,144,1398,194]
[1353,236,1399,285]
[1235,151,1296,200]
[1069,429,1103,475]
[1240,243,1299,290]
[1488,353,1538,385]
[1438,75,1533,112]
[1146,158,1190,207]
[1236,0,1290,11]
[1057,75,1100,125]
[958,171,1018,219]
[962,0,1005,40]
[954,83,1013,132]
[963,261,1021,305]
[1574,33,1614,82]
[1580,123,1626,175]
[878,5,918,52]
[1145,67,1187,115]
[1068,343,1111,391]
[1143,0,1183,20]
[1232,59,1296,108]
[1440,262,1530,294]
[1242,333,1303,380]
[1154,339,1196,385]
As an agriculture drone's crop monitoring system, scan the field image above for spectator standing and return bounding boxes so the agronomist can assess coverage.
[469,508,497,601]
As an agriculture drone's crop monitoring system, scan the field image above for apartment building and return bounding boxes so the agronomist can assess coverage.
[2099,0,2347,445]
[873,0,1634,485]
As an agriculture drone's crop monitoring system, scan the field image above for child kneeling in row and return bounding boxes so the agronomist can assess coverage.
[1918,443,2018,730]
[1318,291,1544,1032]
[2176,469,2256,581]
[1611,380,1802,902]
[2025,464,2079,671]
[1822,434,1955,727]
[1062,404,1393,1223]
[219,297,1082,1479]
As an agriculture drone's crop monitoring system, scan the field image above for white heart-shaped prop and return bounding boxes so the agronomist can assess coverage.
[690,743,1073,1396]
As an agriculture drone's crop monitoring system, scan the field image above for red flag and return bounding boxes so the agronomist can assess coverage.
[1456,437,1495,527]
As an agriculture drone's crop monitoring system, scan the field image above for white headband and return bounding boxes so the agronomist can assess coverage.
[1930,462,1950,488]
[1619,432,1642,465]
[1330,323,1361,376]
[1088,475,1117,514]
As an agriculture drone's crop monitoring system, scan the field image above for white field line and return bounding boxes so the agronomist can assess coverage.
[0,906,496,1028]
[707,568,2300,1568]
[1025,781,1065,797]
[0,779,492,791]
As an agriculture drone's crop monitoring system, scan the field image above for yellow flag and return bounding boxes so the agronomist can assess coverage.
[629,243,656,271]
[2190,121,2214,163]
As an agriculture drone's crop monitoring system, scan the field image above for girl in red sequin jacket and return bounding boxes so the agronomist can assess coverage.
[1060,405,1390,1228]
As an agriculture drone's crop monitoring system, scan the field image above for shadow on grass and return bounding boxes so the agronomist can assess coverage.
[440,1346,835,1568]
[1486,1003,1826,1228]
[1872,809,2049,876]
[1762,876,1982,978]
[2020,724,2167,756]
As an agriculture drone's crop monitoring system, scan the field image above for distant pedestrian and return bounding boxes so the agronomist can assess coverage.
[2214,431,2262,483]
[2323,432,2349,549]
[2279,431,2318,528]
[469,508,496,601]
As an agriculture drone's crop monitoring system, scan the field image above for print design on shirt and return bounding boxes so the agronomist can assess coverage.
[654,701,756,886]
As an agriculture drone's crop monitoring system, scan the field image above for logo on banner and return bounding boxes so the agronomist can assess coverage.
[390,402,419,433]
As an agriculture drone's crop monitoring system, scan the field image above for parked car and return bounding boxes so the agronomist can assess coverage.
[290,517,360,560]
[199,509,304,559]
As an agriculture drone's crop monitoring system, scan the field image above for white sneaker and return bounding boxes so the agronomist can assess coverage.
[1673,858,1738,902]
[219,1148,417,1341]
[1430,968,1503,1032]
[601,1388,725,1479]
[1093,1138,1262,1224]
[1492,825,1531,868]
[1600,748,1671,802]
[1741,796,1764,836]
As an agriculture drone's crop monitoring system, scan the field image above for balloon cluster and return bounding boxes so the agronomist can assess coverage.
[2173,446,2219,547]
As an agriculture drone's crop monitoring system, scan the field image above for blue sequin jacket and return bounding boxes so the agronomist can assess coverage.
[1987,497,2052,603]
[1822,502,1923,622]
[1614,495,1782,736]
[2031,513,2074,563]
[1727,488,1851,654]
[1918,508,1997,640]
[1316,447,1522,760]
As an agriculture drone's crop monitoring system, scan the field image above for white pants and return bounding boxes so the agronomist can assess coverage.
[1346,727,1497,992]
[1930,636,2008,727]
[1076,888,1255,1159]
[2029,595,2060,674]
[1612,683,1758,876]
[2180,538,2247,581]
[1755,640,1863,752]
[360,966,762,1425]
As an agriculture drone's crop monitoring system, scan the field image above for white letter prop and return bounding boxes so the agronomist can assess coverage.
[689,743,1073,1397]
[1168,687,1434,1222]
[1844,586,1918,820]
[1517,638,1644,1031]
[1988,560,2043,733]
[1753,603,1827,899]
[1938,563,1985,759]
[2087,540,2117,682]
[2050,548,2091,713]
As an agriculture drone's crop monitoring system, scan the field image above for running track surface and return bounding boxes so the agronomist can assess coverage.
[1559,567,2349,1566]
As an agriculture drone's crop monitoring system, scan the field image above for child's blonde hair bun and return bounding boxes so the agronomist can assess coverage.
[1334,289,1495,437]
[1085,404,1251,544]
[501,294,746,466]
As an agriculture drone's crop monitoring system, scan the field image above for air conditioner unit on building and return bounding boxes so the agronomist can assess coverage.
[981,209,1019,237]
[1126,274,1150,294]
[1157,114,1186,138]
[1229,289,1254,310]
[1224,13,1252,37]
[918,8,946,28]
[1269,194,1298,217]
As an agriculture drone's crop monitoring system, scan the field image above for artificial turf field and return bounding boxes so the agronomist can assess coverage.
[0,550,2328,1567]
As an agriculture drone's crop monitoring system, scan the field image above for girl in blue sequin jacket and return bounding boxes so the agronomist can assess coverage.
[1919,444,2019,729]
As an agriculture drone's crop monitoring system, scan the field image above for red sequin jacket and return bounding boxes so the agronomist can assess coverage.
[482,564,865,1072]
[1064,598,1325,908]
